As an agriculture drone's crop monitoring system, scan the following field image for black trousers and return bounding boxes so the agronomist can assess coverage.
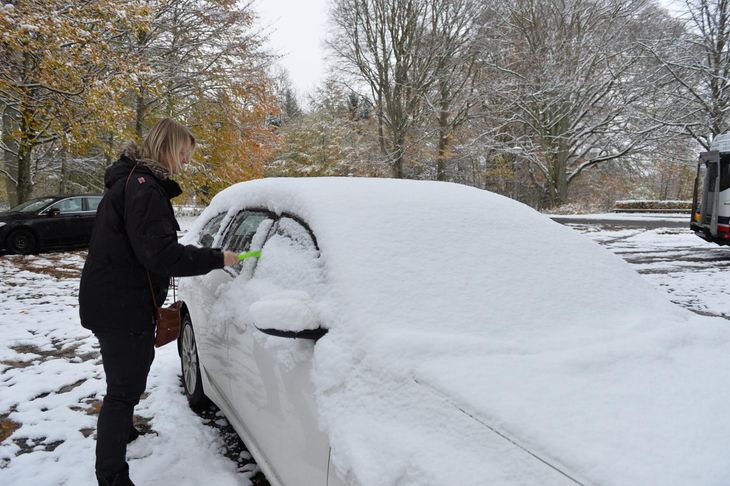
[94,328,155,479]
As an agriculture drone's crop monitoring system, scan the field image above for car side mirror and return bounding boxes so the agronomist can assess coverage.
[250,292,328,341]
[47,207,60,217]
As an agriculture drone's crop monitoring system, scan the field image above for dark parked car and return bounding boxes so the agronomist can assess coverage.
[0,194,103,254]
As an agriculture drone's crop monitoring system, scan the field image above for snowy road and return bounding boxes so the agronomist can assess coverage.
[566,223,730,321]
[0,220,727,486]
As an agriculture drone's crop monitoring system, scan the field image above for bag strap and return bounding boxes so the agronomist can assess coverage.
[146,271,158,308]
[123,164,160,309]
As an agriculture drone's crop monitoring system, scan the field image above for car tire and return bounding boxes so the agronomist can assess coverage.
[180,312,210,410]
[6,228,37,254]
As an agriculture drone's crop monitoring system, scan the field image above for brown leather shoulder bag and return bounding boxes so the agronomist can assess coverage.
[146,273,182,348]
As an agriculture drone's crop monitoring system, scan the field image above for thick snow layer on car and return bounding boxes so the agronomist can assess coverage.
[188,178,730,485]
[249,290,320,332]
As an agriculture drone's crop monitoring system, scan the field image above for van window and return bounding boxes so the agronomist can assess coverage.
[720,155,730,192]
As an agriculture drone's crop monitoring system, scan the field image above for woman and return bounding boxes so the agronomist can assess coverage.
[79,118,238,486]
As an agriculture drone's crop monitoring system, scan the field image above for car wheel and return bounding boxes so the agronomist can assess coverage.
[6,228,37,254]
[180,313,210,410]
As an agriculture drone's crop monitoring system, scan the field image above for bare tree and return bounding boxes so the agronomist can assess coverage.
[642,0,730,148]
[125,0,269,139]
[271,68,302,124]
[424,0,484,181]
[474,0,671,207]
[331,0,454,178]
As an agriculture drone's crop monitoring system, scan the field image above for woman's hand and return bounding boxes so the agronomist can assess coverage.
[223,251,239,266]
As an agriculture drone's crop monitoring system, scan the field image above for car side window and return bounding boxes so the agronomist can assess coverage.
[48,197,83,214]
[85,197,102,212]
[199,212,226,248]
[223,212,271,253]
[253,217,323,292]
[222,211,274,275]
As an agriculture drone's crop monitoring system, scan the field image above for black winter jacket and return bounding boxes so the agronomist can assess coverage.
[79,153,223,332]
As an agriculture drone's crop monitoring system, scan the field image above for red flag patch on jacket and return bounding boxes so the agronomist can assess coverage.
[137,177,146,184]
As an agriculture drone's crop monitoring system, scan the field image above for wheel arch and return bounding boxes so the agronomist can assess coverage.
[177,301,190,357]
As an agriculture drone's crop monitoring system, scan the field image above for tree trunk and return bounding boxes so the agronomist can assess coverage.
[59,150,68,194]
[2,103,19,206]
[393,154,403,178]
[392,133,405,178]
[436,119,449,181]
[135,89,146,141]
[165,74,176,117]
[16,141,32,204]
[553,172,568,206]
[376,94,387,157]
[436,131,448,181]
[549,151,569,207]
[105,133,115,167]
[545,113,570,208]
[436,81,451,181]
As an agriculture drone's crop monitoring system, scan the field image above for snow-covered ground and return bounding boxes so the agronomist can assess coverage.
[0,214,728,486]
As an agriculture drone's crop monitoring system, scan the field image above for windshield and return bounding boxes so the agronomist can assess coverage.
[10,198,56,213]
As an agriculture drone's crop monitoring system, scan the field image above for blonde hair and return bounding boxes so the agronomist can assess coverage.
[141,118,195,174]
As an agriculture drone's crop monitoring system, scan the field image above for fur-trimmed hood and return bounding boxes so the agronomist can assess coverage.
[103,142,182,200]
[119,141,170,181]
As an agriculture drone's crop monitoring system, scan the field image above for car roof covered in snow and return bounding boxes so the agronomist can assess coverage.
[189,176,684,342]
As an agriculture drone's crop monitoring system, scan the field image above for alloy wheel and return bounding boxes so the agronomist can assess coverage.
[182,323,198,395]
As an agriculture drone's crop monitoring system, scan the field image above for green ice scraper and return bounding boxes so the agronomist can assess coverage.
[238,250,262,261]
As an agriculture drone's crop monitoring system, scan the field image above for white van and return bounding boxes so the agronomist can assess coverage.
[691,133,730,244]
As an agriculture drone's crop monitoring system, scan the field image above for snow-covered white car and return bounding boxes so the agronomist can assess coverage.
[178,178,730,486]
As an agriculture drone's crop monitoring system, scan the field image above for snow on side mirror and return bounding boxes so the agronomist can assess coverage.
[250,291,328,340]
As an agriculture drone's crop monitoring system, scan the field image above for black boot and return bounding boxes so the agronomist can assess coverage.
[127,424,141,444]
[96,469,136,486]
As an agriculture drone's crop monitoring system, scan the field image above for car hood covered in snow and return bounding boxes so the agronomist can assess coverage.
[188,178,730,486]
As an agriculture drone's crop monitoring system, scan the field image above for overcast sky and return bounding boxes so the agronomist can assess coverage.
[254,0,330,98]
[255,0,686,99]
